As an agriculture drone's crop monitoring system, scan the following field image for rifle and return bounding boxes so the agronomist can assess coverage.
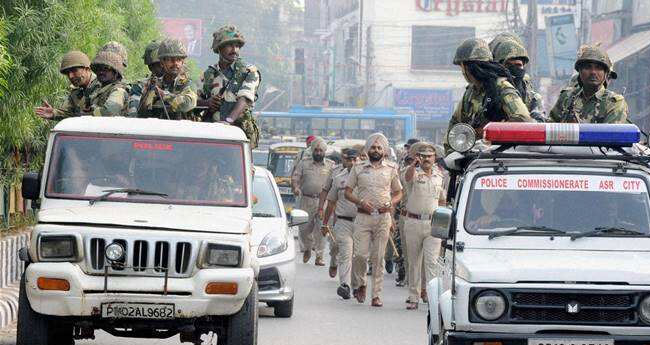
[137,75,170,120]
[203,77,234,121]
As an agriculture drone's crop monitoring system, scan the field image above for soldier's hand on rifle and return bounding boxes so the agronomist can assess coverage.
[208,94,224,112]
[35,100,55,119]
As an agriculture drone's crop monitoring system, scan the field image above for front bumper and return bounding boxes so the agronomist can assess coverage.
[446,332,650,345]
[255,241,296,303]
[25,262,254,317]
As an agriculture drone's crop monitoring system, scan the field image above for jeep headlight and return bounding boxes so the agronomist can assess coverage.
[38,235,78,261]
[257,232,288,258]
[474,290,507,321]
[448,123,476,153]
[640,295,650,323]
[204,244,242,267]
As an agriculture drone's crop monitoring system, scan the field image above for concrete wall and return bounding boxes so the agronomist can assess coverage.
[0,231,30,329]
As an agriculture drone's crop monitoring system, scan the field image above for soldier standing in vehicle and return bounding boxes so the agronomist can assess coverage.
[446,38,533,151]
[127,41,164,117]
[493,39,547,122]
[292,137,334,266]
[35,51,102,120]
[403,142,446,310]
[321,148,359,299]
[549,45,628,124]
[198,25,261,148]
[138,38,197,120]
[86,51,129,116]
[345,133,402,307]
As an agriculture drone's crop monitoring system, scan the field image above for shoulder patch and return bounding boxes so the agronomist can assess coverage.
[610,93,625,102]
[246,64,258,73]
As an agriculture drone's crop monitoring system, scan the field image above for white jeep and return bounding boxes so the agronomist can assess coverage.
[428,123,650,345]
[16,116,289,345]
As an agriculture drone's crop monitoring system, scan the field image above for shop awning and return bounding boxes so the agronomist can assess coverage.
[607,30,650,63]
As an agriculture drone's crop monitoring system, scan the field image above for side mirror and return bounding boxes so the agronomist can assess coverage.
[289,209,309,227]
[431,207,453,239]
[22,172,41,200]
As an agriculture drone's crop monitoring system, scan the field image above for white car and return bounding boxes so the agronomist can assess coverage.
[251,167,307,317]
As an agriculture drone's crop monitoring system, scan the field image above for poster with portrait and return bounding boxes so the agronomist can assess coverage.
[159,18,203,57]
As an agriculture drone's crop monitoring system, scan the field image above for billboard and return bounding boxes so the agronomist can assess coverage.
[545,14,578,78]
[159,18,203,57]
[393,88,454,120]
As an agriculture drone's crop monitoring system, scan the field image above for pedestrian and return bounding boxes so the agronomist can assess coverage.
[138,38,197,120]
[446,38,533,152]
[345,133,402,307]
[198,25,261,148]
[549,45,628,123]
[292,137,335,266]
[127,41,164,117]
[403,143,446,310]
[321,148,359,299]
[35,51,101,120]
[493,39,547,122]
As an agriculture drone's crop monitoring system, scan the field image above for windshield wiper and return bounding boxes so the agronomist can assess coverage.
[252,212,277,218]
[488,226,567,240]
[570,226,647,241]
[89,188,168,205]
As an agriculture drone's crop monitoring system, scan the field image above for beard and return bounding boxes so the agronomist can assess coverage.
[368,152,382,162]
[312,154,324,162]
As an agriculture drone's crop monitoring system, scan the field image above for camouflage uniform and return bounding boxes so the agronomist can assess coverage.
[128,41,160,117]
[549,45,628,124]
[200,25,261,148]
[87,51,129,117]
[138,38,197,120]
[52,74,103,119]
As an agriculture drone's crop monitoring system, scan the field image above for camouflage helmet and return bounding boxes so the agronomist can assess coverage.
[90,51,125,77]
[453,38,493,65]
[493,39,529,65]
[489,32,525,56]
[59,50,91,73]
[212,25,245,53]
[142,41,160,65]
[100,41,128,68]
[158,38,188,59]
[574,44,614,77]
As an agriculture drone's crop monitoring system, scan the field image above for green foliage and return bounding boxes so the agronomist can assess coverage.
[0,0,162,189]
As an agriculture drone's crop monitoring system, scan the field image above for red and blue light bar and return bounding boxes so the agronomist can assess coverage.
[484,123,640,147]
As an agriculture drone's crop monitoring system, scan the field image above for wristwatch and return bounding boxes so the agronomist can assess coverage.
[225,117,234,124]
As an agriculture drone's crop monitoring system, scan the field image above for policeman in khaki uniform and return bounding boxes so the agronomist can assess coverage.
[549,45,628,124]
[318,153,346,278]
[292,137,335,266]
[403,142,446,310]
[321,148,359,299]
[345,133,403,307]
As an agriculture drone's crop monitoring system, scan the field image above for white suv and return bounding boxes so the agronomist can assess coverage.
[18,117,260,345]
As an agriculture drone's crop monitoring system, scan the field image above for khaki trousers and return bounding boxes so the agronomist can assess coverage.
[404,217,441,302]
[333,218,354,285]
[352,213,391,299]
[298,196,325,256]
[398,216,408,278]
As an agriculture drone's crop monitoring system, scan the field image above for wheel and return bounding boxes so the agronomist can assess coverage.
[273,296,293,318]
[219,283,258,345]
[16,274,73,345]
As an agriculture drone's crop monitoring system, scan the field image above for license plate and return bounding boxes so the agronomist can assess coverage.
[279,186,292,195]
[528,339,613,345]
[101,302,175,319]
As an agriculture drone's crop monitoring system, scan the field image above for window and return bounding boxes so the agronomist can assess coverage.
[411,26,475,70]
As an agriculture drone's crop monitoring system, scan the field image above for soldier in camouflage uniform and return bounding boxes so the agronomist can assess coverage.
[35,51,103,120]
[127,41,164,117]
[493,40,547,122]
[549,45,628,123]
[86,50,129,116]
[198,25,261,148]
[137,38,197,120]
[100,41,128,69]
[446,38,533,151]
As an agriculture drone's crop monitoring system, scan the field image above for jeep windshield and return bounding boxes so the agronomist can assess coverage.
[464,173,650,237]
[46,134,247,206]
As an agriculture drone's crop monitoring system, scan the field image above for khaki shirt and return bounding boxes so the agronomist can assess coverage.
[322,164,344,193]
[327,168,357,218]
[405,167,445,215]
[346,160,402,208]
[292,158,334,196]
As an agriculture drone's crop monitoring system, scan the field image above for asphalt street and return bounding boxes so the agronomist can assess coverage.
[0,248,428,345]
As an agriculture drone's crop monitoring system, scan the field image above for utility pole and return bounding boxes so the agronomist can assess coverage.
[364,26,373,106]
[526,0,538,82]
[580,0,592,45]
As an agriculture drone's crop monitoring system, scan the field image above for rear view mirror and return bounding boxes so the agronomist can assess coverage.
[22,172,41,200]
[289,209,308,227]
[431,207,453,239]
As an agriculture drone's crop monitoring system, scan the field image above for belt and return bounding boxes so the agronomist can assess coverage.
[406,212,433,221]
[336,215,355,222]
[301,193,319,198]
[357,208,390,215]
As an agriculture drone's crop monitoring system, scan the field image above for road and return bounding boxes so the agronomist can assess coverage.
[1,250,429,345]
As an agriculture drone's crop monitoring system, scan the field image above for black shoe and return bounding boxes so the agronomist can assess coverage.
[385,260,394,274]
[337,283,351,300]
[395,279,406,287]
[367,264,373,276]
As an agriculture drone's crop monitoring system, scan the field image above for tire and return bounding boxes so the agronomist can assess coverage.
[16,274,73,345]
[220,283,258,345]
[273,296,293,318]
